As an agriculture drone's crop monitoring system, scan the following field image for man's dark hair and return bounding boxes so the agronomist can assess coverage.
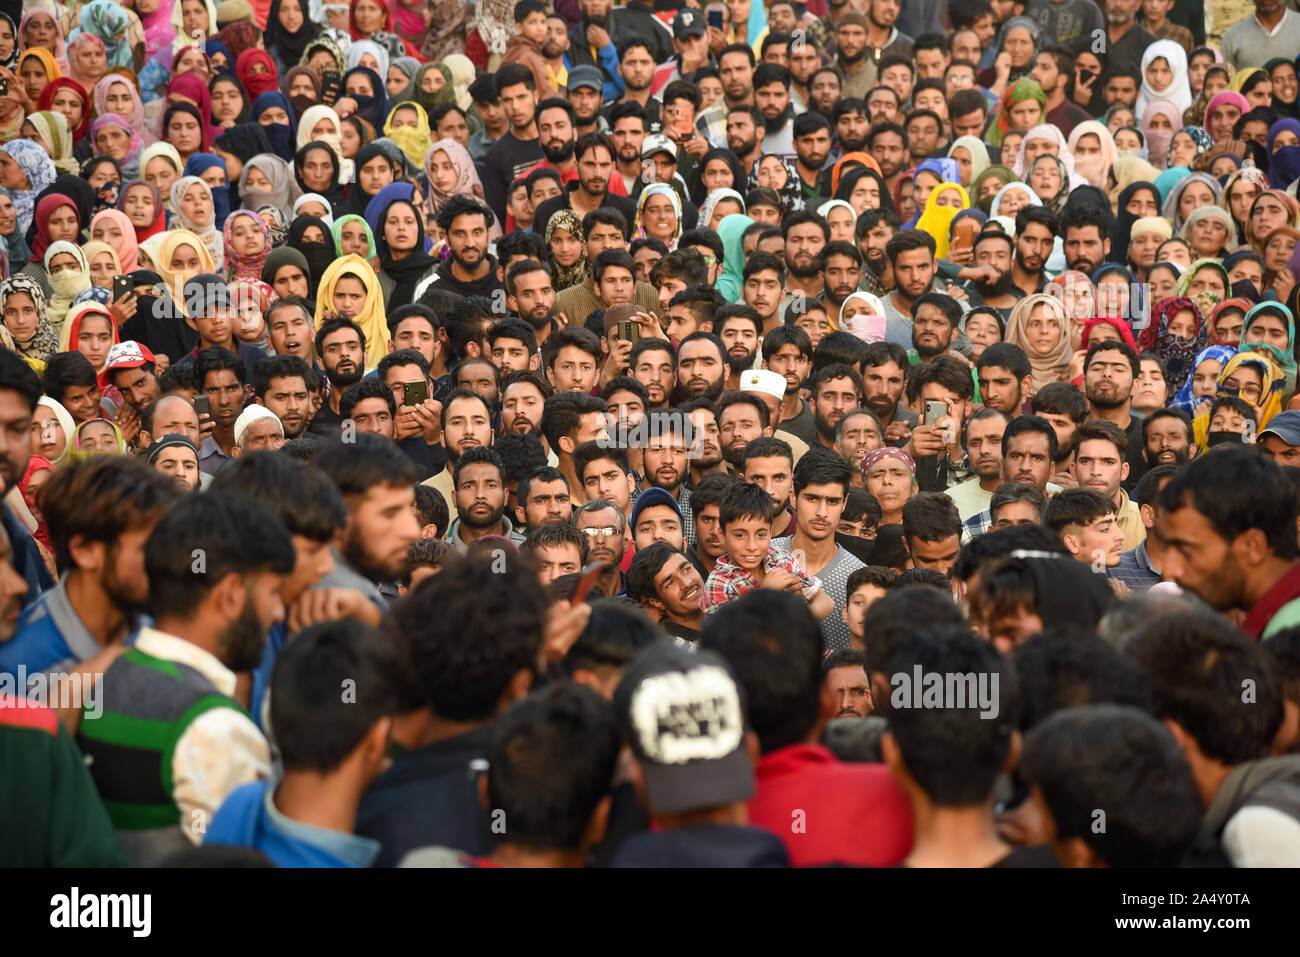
[314,316,365,359]
[540,326,601,371]
[271,620,401,772]
[521,520,587,563]
[807,361,863,400]
[876,54,914,78]
[715,304,763,341]
[1127,611,1284,764]
[762,323,813,362]
[436,194,495,234]
[715,389,770,430]
[1131,463,1177,510]
[742,250,786,285]
[752,62,792,91]
[650,248,709,289]
[390,556,547,721]
[846,565,898,599]
[842,486,882,529]
[1059,205,1108,242]
[718,480,778,527]
[517,464,568,510]
[572,440,630,484]
[781,209,830,243]
[1002,414,1059,461]
[313,433,418,498]
[792,446,853,496]
[1015,205,1059,239]
[145,490,295,619]
[339,377,397,421]
[627,336,676,373]
[821,239,863,269]
[487,317,539,357]
[625,542,687,607]
[902,492,961,545]
[947,88,987,122]
[813,332,872,372]
[454,444,504,487]
[210,453,347,543]
[1031,381,1089,424]
[912,354,974,401]
[866,121,907,150]
[253,354,315,399]
[1043,487,1117,534]
[575,131,615,164]
[195,346,246,388]
[496,229,552,268]
[563,595,661,671]
[689,469,743,517]
[895,567,951,590]
[413,483,450,536]
[1075,418,1128,457]
[1158,447,1300,560]
[503,259,552,299]
[951,522,1067,583]
[739,435,793,473]
[989,482,1048,522]
[1013,630,1150,732]
[495,62,536,95]
[0,349,40,411]
[591,248,636,284]
[885,228,936,264]
[1020,704,1201,867]
[885,626,1019,805]
[40,352,98,406]
[600,375,651,409]
[700,591,822,753]
[1142,408,1193,447]
[540,392,606,449]
[976,343,1031,381]
[661,79,701,111]
[1084,339,1140,378]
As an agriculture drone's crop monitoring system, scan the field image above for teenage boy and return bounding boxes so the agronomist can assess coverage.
[842,566,898,652]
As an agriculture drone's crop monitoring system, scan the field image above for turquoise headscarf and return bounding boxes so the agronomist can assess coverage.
[1241,301,1298,392]
[332,214,376,259]
[716,213,754,303]
[77,1,134,69]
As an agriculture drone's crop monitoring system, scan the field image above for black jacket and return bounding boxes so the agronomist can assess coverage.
[532,182,639,238]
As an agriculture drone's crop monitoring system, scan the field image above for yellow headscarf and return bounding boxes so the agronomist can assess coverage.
[155,229,216,305]
[1192,350,1286,449]
[313,254,388,369]
[18,48,61,88]
[1229,67,1266,94]
[914,183,970,259]
[382,102,433,170]
[82,239,121,277]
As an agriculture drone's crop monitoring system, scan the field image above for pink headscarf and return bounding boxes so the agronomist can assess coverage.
[91,75,157,147]
[89,209,140,273]
[19,9,70,73]
[860,447,916,479]
[138,0,177,63]
[66,33,107,92]
[1141,99,1183,172]
[88,114,145,168]
[1205,91,1249,129]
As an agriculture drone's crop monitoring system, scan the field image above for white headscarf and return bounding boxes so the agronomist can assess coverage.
[1012,125,1087,191]
[1137,40,1191,116]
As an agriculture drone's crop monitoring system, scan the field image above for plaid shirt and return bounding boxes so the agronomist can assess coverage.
[700,542,822,614]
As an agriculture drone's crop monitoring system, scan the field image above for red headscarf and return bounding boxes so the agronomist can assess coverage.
[29,194,81,265]
[37,78,91,141]
[351,0,423,59]
[236,49,279,101]
[18,456,54,552]
[166,73,219,146]
[1082,316,1139,353]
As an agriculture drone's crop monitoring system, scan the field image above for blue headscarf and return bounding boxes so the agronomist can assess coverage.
[205,38,237,75]
[364,182,432,252]
[341,66,389,130]
[1171,344,1237,415]
[184,153,231,227]
[251,91,297,162]
[916,158,960,184]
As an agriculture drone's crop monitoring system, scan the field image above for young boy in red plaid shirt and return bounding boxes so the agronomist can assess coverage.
[700,482,834,619]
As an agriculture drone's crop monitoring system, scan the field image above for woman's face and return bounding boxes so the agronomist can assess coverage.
[1178,181,1215,220]
[167,111,202,155]
[707,198,743,231]
[1203,70,1229,98]
[89,250,117,288]
[1245,78,1273,109]
[1215,308,1245,344]
[1229,257,1264,289]
[1124,188,1159,219]
[46,203,78,242]
[1166,308,1198,340]
[642,193,678,241]
[1003,27,1033,67]
[230,213,266,256]
[259,210,280,233]
[389,106,419,131]
[1272,63,1299,104]
[212,80,244,122]
[550,226,582,266]
[1024,303,1063,353]
[756,155,787,190]
[258,105,291,127]
[1188,53,1212,94]
[78,421,119,454]
[1208,105,1241,142]
[702,158,734,193]
[123,184,157,227]
[175,49,210,78]
[340,221,370,257]
[1088,322,1122,344]
[1145,56,1172,91]
[1189,217,1230,258]
[169,242,202,274]
[1134,358,1168,409]
[52,88,84,130]
[76,316,114,369]
[1001,131,1024,161]
[912,170,940,212]
[20,55,49,101]
[307,49,335,77]
[997,185,1028,218]
[30,406,65,460]
[964,313,1002,358]
[826,205,855,242]
[1023,135,1058,167]
[354,0,386,33]
[1097,275,1129,315]
[0,193,14,233]
[345,73,375,101]
[1188,267,1226,299]
[48,252,80,276]
[91,217,123,247]
[1229,179,1262,224]
[1008,98,1042,131]
[977,175,1003,203]
[383,203,420,253]
[387,66,410,98]
[278,0,305,31]
[1265,233,1297,271]
[89,164,121,194]
[1192,357,1224,397]
[1251,195,1291,243]
[182,0,209,36]
[358,155,393,195]
[95,123,131,161]
[421,68,446,94]
[22,465,50,517]
[698,76,724,110]
[23,13,56,52]
[1113,128,1142,152]
[21,121,51,157]
[0,151,26,191]
[896,177,914,222]
[1146,110,1174,135]
[1273,128,1300,152]
[934,187,963,209]
[1168,131,1198,168]
[340,120,362,158]
[1246,311,1290,350]
[429,149,458,194]
[243,164,273,192]
[1129,229,1162,269]
[145,158,179,200]
[297,200,329,219]
[950,146,973,185]
[74,41,107,83]
[3,291,39,340]
[311,117,339,142]
[848,174,880,214]
[331,275,367,316]
[299,146,335,191]
[300,224,327,244]
[435,109,469,147]
[1029,158,1060,200]
[105,81,134,118]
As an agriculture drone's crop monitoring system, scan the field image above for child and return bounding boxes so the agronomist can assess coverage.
[842,566,898,652]
[701,482,834,619]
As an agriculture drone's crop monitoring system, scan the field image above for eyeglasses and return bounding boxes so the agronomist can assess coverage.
[580,525,620,538]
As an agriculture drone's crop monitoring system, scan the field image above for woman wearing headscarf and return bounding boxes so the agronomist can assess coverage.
[0,187,30,264]
[987,181,1040,222]
[313,254,388,364]
[1138,99,1183,172]
[332,214,377,261]
[715,213,753,303]
[1135,296,1208,393]
[337,141,395,218]
[1267,118,1300,190]
[346,40,391,82]
[1171,343,1237,417]
[293,193,333,224]
[748,152,804,214]
[1108,179,1161,262]
[1027,154,1070,216]
[1177,257,1232,320]
[281,65,321,118]
[65,32,109,95]
[833,166,893,219]
[165,72,219,142]
[634,183,682,250]
[169,175,223,268]
[1166,125,1214,169]
[374,198,439,311]
[36,77,91,143]
[914,183,969,260]
[215,21,259,62]
[987,77,1045,150]
[287,213,335,298]
[117,178,166,242]
[265,0,320,76]
[0,274,57,364]
[1240,301,1298,393]
[698,189,747,233]
[213,122,272,181]
[292,140,344,209]
[421,137,496,236]
[89,208,140,272]
[251,90,297,162]
[1181,206,1236,261]
[826,152,883,196]
[1245,189,1300,254]
[17,47,61,108]
[27,191,82,268]
[258,205,289,247]
[297,104,352,183]
[690,147,747,207]
[67,418,127,461]
[1267,58,1300,120]
[23,111,78,176]
[969,165,1016,215]
[222,207,272,282]
[88,113,145,179]
[386,56,420,104]
[1204,90,1248,144]
[183,152,231,226]
[1191,351,1286,450]
[382,101,433,170]
[1137,41,1191,117]
[945,136,990,187]
[44,240,92,342]
[236,48,280,105]
[238,153,298,218]
[1005,293,1071,390]
[1162,170,1223,234]
[154,227,215,303]
[162,100,210,163]
[339,66,389,131]
[545,209,588,292]
[20,9,70,73]
[0,64,24,142]
[981,15,1042,94]
[91,74,156,149]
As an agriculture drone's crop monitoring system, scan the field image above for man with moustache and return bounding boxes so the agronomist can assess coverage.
[603,40,662,129]
[810,364,864,452]
[784,211,830,301]
[682,399,727,486]
[447,447,519,553]
[860,342,917,445]
[422,389,496,525]
[792,113,834,203]
[717,307,763,392]
[833,99,872,156]
[834,409,885,481]
[500,371,552,440]
[532,133,636,238]
[308,319,366,439]
[627,543,706,642]
[1142,408,1196,470]
[1011,208,1056,297]
[726,104,764,177]
[754,63,797,158]
[574,499,628,599]
[428,199,504,300]
[944,408,1010,521]
[717,391,775,472]
[675,332,727,403]
[607,102,650,196]
[964,231,1019,316]
[835,11,878,99]
[565,66,606,136]
[961,416,1062,541]
[696,44,757,149]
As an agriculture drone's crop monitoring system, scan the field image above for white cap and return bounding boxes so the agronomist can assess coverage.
[642,134,677,160]
[739,368,786,400]
[234,405,284,447]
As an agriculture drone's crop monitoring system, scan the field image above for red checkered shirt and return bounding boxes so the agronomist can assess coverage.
[700,543,822,614]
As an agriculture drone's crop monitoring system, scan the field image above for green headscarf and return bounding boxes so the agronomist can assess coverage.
[1241,300,1298,392]
[412,63,456,117]
[970,165,1017,215]
[332,214,377,259]
[716,213,755,303]
[68,418,126,462]
[989,77,1046,148]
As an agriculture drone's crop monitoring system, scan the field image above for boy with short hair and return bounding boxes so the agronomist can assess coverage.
[1043,488,1125,570]
[842,566,899,652]
[701,482,834,619]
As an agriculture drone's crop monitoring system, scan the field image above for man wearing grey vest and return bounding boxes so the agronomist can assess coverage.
[77,492,297,866]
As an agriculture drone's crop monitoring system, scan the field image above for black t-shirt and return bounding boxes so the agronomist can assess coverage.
[482,132,545,225]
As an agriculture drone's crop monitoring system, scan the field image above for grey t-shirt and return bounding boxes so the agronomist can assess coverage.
[775,537,866,651]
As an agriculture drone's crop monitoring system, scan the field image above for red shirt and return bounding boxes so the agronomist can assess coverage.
[1242,561,1300,639]
[748,744,913,867]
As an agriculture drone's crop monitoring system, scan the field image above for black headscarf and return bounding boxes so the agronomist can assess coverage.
[265,0,320,68]
[834,165,897,218]
[337,142,395,218]
[293,140,343,208]
[376,199,439,310]
[287,214,335,300]
[690,148,747,206]
[341,66,389,129]
[210,74,251,127]
[120,270,199,359]
[214,123,274,163]
[80,156,122,215]
[1108,181,1161,269]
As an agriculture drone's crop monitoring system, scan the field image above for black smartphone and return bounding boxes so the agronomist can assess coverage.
[707,5,725,29]
[321,69,340,103]
[402,380,428,407]
[192,394,210,418]
[113,275,132,301]
[615,319,640,343]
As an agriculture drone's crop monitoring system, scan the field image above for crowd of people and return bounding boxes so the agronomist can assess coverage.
[1,0,1300,871]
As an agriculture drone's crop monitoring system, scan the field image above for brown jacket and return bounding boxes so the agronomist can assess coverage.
[500,35,560,98]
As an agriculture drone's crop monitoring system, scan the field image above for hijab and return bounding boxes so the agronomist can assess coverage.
[155,228,215,302]
[376,199,438,310]
[168,175,223,269]
[17,47,62,94]
[266,0,320,69]
[1108,181,1161,266]
[1162,171,1223,232]
[1,140,57,234]
[44,241,92,339]
[313,254,387,366]
[1137,41,1191,116]
[690,147,748,207]
[0,187,30,264]
[991,77,1046,148]
[994,16,1042,85]
[91,75,154,149]
[89,209,139,272]
[35,397,76,469]
[287,214,335,298]
[1205,351,1286,439]
[296,104,352,184]
[183,152,231,226]
[331,214,376,259]
[88,113,145,179]
[946,136,990,185]
[216,21,259,61]
[410,64,457,117]
[117,179,166,241]
[363,182,418,238]
[237,48,280,102]
[1136,296,1208,392]
[827,152,883,196]
[25,111,78,176]
[1028,154,1070,215]
[1267,118,1300,189]
[699,189,747,231]
[1205,91,1249,141]
[1241,300,1298,389]
[422,137,487,220]
[340,141,395,218]
[914,183,969,259]
[747,152,804,214]
[987,181,1040,220]
[382,101,433,170]
[1172,344,1237,414]
[545,209,590,291]
[341,66,388,129]
[969,166,1016,215]
[1139,100,1183,172]
[29,192,81,265]
[387,57,420,104]
[261,246,310,292]
[293,193,334,226]
[239,154,299,217]
[1006,293,1071,386]
[1267,58,1300,119]
[346,40,390,81]
[292,141,344,210]
[68,418,126,461]
[37,78,91,142]
[715,213,754,303]
[170,0,217,57]
[251,91,297,162]
[222,208,272,282]
[0,274,56,362]
[259,205,289,247]
[634,183,682,250]
[19,10,67,69]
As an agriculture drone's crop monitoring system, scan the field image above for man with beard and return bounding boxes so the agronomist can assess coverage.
[501,370,552,439]
[866,85,903,125]
[1158,448,1300,639]
[606,40,660,131]
[821,242,864,325]
[866,0,914,62]
[308,319,366,439]
[565,67,607,137]
[960,416,1061,541]
[541,392,609,504]
[78,490,295,865]
[856,209,896,294]
[0,355,52,605]
[717,390,775,471]
[835,11,877,99]
[1108,464,1176,593]
[1083,341,1146,483]
[1012,208,1056,297]
[676,331,727,403]
[489,318,542,378]
[944,408,1010,521]
[860,342,917,444]
[810,363,864,452]
[726,104,764,178]
[867,121,909,192]
[782,211,829,302]
[754,63,797,158]
[627,543,705,641]
[834,408,885,481]
[833,99,871,157]
[809,67,845,118]
[532,133,636,238]
[976,344,1032,416]
[504,261,558,347]
[904,110,943,165]
[0,457,177,686]
[195,348,253,477]
[965,231,1019,315]
[608,102,649,196]
[444,446,519,553]
[574,498,629,598]
[430,198,505,300]
[542,13,572,89]
[822,649,872,717]
[1061,207,1110,276]
[630,337,676,410]
[252,355,316,442]
[1142,408,1196,470]
[682,398,727,486]
[793,113,833,203]
[882,230,943,341]
[762,325,816,446]
[716,307,763,392]
[642,409,695,542]
[421,389,495,525]
[697,44,757,149]
[482,65,545,225]
[910,293,962,363]
[788,34,823,111]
